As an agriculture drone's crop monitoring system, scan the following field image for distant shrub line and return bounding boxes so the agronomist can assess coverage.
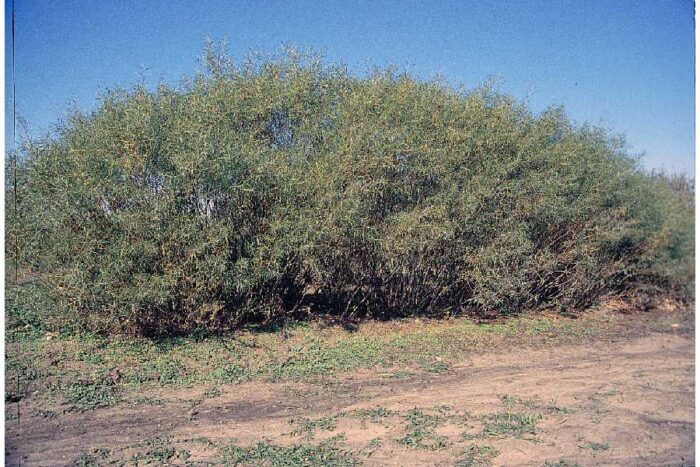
[6,44,694,336]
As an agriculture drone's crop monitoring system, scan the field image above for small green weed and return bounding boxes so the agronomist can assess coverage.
[143,360,186,385]
[581,441,609,451]
[350,406,395,425]
[132,396,165,406]
[456,444,499,466]
[398,408,449,451]
[219,435,358,466]
[76,349,105,366]
[548,405,575,414]
[204,386,222,398]
[61,380,119,411]
[419,359,451,374]
[387,370,413,379]
[290,414,340,439]
[211,363,250,384]
[127,447,176,464]
[72,448,111,466]
[499,395,516,409]
[543,460,581,467]
[363,437,382,457]
[481,412,540,439]
[122,436,179,464]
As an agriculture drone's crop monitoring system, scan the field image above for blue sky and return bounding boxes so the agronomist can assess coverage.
[6,0,695,174]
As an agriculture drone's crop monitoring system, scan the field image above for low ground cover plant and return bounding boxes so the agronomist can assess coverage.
[6,43,693,336]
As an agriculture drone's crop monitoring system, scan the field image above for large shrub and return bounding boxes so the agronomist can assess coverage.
[6,45,694,335]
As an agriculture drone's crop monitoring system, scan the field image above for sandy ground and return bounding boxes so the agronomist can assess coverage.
[6,315,694,466]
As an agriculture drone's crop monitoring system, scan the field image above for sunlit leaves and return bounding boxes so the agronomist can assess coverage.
[7,44,693,335]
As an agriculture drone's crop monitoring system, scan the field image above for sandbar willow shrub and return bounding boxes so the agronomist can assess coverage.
[6,44,694,335]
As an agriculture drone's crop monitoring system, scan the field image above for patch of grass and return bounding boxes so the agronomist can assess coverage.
[398,408,450,451]
[132,396,165,406]
[351,406,395,421]
[581,441,609,451]
[142,360,186,385]
[546,404,576,415]
[5,308,649,414]
[61,380,120,411]
[499,395,517,409]
[456,444,499,466]
[176,449,192,462]
[5,352,44,402]
[73,448,111,466]
[419,358,451,374]
[290,406,397,439]
[481,412,541,439]
[72,437,191,465]
[185,436,220,449]
[588,390,615,424]
[500,394,576,416]
[518,396,543,409]
[76,349,105,366]
[219,435,358,466]
[588,388,619,403]
[290,414,341,439]
[363,437,382,457]
[349,406,396,429]
[203,386,222,398]
[127,446,176,464]
[32,408,58,419]
[118,436,183,464]
[543,460,581,467]
[210,363,250,384]
[525,319,555,335]
[269,337,385,381]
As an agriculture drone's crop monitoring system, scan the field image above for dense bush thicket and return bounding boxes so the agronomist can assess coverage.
[6,45,694,335]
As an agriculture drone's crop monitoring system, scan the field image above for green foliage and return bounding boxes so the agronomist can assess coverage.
[456,444,499,466]
[290,414,340,439]
[7,43,693,335]
[543,461,581,467]
[5,281,54,341]
[2,300,675,407]
[350,406,395,422]
[71,437,191,466]
[480,412,541,438]
[398,408,450,450]
[582,441,610,451]
[219,436,358,466]
[73,448,111,466]
[61,379,120,411]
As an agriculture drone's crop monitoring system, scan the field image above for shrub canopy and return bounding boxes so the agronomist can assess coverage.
[6,45,694,335]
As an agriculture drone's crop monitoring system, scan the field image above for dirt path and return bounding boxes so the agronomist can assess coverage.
[6,325,694,466]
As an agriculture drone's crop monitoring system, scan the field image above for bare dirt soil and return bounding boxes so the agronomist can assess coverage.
[6,309,694,466]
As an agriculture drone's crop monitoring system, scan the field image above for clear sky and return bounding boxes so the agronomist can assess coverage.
[6,0,695,174]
